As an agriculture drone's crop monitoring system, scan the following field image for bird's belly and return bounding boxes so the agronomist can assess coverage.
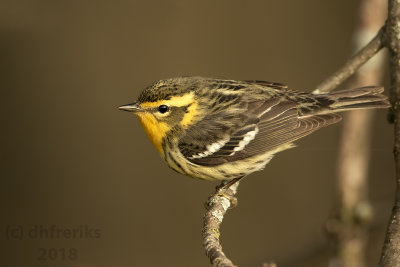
[180,143,295,181]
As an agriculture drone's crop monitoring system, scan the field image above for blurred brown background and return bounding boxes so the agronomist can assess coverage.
[0,1,394,266]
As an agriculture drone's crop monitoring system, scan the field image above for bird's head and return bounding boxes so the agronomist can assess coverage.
[119,77,203,154]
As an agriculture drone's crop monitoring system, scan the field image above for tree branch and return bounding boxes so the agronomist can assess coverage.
[313,27,384,94]
[203,182,240,267]
[379,0,400,265]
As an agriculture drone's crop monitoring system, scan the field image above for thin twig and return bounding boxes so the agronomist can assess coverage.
[379,0,400,265]
[313,27,384,94]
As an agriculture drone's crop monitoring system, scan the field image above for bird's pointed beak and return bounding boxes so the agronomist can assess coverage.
[118,102,143,113]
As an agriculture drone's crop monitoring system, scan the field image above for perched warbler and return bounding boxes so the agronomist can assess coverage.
[120,77,389,181]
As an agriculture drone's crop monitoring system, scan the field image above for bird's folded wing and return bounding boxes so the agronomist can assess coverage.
[179,99,341,166]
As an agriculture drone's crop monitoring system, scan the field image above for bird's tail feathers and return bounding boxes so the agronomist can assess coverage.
[321,86,390,112]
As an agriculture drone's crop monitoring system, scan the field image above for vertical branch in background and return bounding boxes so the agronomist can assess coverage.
[379,0,400,266]
[331,1,387,267]
[201,3,390,266]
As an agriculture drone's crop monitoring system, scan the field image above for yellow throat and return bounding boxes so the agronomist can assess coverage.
[136,113,170,155]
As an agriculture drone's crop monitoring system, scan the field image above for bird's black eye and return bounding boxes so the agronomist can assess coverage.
[158,105,169,113]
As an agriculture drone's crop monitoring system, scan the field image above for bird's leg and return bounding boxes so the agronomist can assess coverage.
[220,176,244,189]
[212,176,244,208]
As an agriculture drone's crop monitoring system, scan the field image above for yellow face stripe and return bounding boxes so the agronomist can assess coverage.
[181,100,198,127]
[140,92,195,108]
[136,113,170,155]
